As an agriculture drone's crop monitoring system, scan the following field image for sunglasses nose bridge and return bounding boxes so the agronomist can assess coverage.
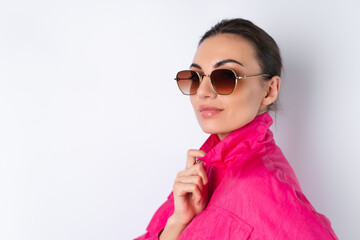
[196,73,218,96]
[199,74,210,82]
[198,74,214,88]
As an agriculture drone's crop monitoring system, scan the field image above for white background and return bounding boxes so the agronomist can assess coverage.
[0,0,359,239]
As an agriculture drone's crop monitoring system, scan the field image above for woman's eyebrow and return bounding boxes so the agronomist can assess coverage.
[214,59,244,67]
[189,63,202,69]
[189,59,244,70]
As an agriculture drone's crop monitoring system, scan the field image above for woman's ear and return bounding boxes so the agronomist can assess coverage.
[262,76,281,106]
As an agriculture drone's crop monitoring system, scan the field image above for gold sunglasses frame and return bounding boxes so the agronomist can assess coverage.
[174,69,270,95]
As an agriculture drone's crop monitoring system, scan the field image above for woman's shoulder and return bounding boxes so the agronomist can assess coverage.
[226,143,301,192]
[220,144,310,212]
[207,147,338,239]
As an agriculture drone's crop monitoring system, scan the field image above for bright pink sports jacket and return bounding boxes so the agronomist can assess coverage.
[134,112,338,239]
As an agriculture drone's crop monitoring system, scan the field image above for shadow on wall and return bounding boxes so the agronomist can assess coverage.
[273,38,322,200]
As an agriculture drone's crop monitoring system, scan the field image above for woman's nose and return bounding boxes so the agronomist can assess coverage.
[196,75,217,98]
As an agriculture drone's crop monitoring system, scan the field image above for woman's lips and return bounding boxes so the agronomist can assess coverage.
[198,105,224,118]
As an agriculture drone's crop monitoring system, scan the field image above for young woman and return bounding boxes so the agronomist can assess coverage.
[135,18,338,240]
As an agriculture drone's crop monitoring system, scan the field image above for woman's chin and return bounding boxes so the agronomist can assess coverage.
[200,125,226,135]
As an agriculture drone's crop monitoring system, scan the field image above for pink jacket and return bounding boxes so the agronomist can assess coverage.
[134,112,338,239]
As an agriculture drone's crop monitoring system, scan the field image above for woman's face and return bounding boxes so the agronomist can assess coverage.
[190,33,272,140]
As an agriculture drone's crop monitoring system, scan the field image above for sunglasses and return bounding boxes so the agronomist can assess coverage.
[174,69,269,95]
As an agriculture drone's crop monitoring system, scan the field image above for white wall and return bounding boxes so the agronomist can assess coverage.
[0,0,359,239]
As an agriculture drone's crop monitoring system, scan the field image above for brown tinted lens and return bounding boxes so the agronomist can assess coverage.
[176,70,200,95]
[210,69,236,94]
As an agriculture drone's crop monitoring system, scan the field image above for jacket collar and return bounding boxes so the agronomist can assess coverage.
[198,112,274,169]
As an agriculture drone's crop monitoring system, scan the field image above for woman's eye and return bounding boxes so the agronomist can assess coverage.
[222,72,233,79]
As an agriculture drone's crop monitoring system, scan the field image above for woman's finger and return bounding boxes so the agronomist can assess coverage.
[175,175,204,192]
[177,161,208,185]
[186,149,206,169]
[173,181,203,203]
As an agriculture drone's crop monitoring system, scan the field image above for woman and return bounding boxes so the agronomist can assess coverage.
[135,18,338,239]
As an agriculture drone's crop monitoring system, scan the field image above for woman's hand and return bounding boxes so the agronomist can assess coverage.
[159,149,209,239]
[171,149,209,226]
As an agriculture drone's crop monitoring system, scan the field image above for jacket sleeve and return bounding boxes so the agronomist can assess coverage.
[176,205,254,240]
[133,191,174,240]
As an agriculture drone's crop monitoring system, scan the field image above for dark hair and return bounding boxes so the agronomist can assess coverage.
[199,18,282,113]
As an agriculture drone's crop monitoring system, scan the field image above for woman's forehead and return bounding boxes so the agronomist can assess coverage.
[192,34,259,70]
